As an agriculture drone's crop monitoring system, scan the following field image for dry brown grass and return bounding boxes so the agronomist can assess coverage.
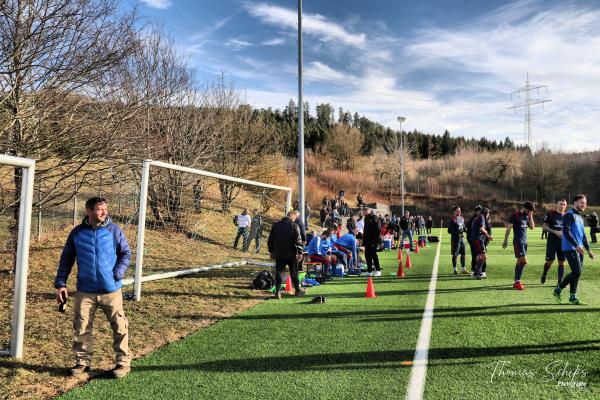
[0,225,274,400]
[0,171,289,400]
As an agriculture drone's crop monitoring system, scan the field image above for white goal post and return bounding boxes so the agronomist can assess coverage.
[132,159,293,301]
[0,155,35,360]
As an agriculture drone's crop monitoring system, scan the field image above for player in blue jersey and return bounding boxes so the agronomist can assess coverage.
[502,201,535,290]
[469,206,493,279]
[541,199,567,285]
[448,206,468,274]
[554,195,595,304]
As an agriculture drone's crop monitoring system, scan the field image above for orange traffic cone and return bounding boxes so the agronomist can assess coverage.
[285,275,293,292]
[415,242,420,254]
[405,253,412,269]
[397,247,403,261]
[397,260,405,278]
[365,276,376,298]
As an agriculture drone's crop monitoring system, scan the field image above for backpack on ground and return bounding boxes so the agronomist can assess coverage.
[427,236,439,242]
[252,270,274,290]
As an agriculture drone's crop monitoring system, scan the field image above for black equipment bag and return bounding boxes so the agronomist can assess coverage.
[252,270,274,290]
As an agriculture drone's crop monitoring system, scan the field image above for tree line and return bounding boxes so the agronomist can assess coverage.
[254,99,526,159]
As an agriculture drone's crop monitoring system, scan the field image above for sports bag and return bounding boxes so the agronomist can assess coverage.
[252,270,274,290]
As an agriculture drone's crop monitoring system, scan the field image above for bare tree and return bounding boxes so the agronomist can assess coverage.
[0,0,145,237]
[206,79,280,213]
[522,146,568,205]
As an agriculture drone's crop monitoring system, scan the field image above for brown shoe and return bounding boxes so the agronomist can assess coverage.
[294,289,306,296]
[274,292,282,300]
[112,365,130,379]
[69,364,90,376]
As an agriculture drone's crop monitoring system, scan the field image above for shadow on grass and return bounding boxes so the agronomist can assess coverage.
[0,360,68,377]
[232,303,555,320]
[358,307,600,323]
[320,284,527,298]
[130,340,600,373]
[143,291,260,300]
[322,274,458,285]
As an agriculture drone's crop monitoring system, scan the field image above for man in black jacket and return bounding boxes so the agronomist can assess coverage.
[268,211,305,299]
[362,208,382,276]
[466,205,482,272]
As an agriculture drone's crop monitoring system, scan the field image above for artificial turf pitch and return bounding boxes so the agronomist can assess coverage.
[61,228,600,400]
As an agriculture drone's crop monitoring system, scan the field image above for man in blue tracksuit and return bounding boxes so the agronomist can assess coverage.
[333,228,359,268]
[308,230,337,278]
[54,197,132,378]
[554,195,595,304]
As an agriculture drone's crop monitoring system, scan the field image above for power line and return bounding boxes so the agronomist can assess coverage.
[507,72,551,149]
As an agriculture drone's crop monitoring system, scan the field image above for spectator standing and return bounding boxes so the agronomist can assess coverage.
[54,197,132,379]
[426,216,433,234]
[418,216,426,235]
[346,214,357,232]
[233,208,251,250]
[244,209,263,253]
[400,211,415,252]
[304,201,311,227]
[267,211,305,299]
[356,214,365,242]
[587,212,599,243]
[320,207,328,227]
[362,208,382,276]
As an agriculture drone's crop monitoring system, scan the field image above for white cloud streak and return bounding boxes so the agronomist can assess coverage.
[140,0,172,10]
[225,38,254,50]
[244,2,367,47]
[261,37,286,46]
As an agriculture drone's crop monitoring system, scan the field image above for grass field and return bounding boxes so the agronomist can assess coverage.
[57,227,600,399]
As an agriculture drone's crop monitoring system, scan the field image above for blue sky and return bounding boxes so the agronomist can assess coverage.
[134,0,600,151]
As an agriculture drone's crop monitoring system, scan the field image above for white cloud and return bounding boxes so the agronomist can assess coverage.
[262,38,286,46]
[244,2,367,47]
[140,0,172,9]
[402,0,600,150]
[304,61,349,83]
[225,38,254,50]
[182,1,600,152]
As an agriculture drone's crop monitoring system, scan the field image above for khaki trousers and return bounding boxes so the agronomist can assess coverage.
[73,289,131,367]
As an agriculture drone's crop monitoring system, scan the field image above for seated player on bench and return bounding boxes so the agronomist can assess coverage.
[333,227,359,269]
[307,230,337,277]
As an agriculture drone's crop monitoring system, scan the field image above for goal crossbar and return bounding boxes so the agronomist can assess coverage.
[0,154,35,360]
[133,159,292,301]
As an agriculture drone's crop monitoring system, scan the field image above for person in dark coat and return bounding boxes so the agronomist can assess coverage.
[268,211,305,298]
[361,208,382,276]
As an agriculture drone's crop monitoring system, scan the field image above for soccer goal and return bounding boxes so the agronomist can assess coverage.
[0,155,35,360]
[130,160,292,301]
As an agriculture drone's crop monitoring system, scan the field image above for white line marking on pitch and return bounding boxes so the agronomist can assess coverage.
[406,229,443,400]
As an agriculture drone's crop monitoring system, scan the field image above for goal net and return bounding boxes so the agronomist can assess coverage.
[131,160,292,301]
[0,155,35,359]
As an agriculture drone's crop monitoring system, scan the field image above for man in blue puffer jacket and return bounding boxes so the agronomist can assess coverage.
[54,197,132,379]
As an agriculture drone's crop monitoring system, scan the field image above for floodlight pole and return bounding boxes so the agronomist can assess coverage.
[398,116,406,215]
[297,0,305,224]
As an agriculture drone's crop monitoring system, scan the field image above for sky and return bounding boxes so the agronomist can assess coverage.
[133,0,600,151]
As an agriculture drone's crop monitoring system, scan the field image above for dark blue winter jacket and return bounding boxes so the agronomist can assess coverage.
[54,216,131,293]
